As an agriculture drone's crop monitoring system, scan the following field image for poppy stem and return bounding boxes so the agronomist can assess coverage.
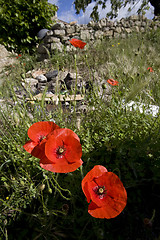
[150,209,156,222]
[51,173,72,199]
[80,165,84,179]
[73,54,77,113]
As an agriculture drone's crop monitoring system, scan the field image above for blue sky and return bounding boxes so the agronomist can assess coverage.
[48,0,154,24]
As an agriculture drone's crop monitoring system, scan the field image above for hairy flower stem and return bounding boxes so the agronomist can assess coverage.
[80,165,84,179]
[73,54,78,113]
[50,173,71,200]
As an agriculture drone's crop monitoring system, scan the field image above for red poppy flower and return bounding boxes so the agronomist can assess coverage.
[23,121,60,158]
[147,67,154,72]
[69,38,86,49]
[40,128,83,173]
[16,54,22,59]
[107,79,119,86]
[82,165,127,219]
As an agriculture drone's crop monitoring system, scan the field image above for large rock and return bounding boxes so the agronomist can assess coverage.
[65,25,76,34]
[53,30,66,37]
[45,70,58,81]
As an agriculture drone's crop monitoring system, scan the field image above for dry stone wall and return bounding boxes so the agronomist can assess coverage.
[37,15,160,60]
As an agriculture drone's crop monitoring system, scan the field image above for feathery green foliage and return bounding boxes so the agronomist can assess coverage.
[0,0,57,53]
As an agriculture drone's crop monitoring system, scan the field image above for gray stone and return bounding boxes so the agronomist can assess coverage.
[75,25,81,32]
[23,78,38,86]
[106,21,114,27]
[80,30,91,40]
[46,30,54,36]
[140,27,145,32]
[53,29,66,37]
[115,27,122,33]
[50,42,63,52]
[37,29,49,40]
[44,36,60,44]
[61,36,70,44]
[45,70,58,81]
[129,15,139,21]
[37,84,46,91]
[37,44,49,54]
[52,22,65,30]
[87,20,95,28]
[141,22,147,27]
[132,26,139,32]
[64,72,83,91]
[104,30,113,37]
[94,30,104,39]
[135,21,141,27]
[121,33,126,38]
[65,26,75,34]
[36,75,47,83]
[99,18,107,27]
[22,78,38,93]
[125,28,132,34]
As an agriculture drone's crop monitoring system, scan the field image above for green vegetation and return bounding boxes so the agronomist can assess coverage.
[74,0,159,20]
[0,0,57,53]
[0,29,160,240]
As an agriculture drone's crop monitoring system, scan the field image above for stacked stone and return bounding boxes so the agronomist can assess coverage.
[37,15,160,60]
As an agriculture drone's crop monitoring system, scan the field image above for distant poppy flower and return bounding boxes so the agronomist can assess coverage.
[69,38,86,49]
[82,165,127,219]
[16,54,22,59]
[107,79,119,86]
[147,67,154,72]
[23,121,60,159]
[40,128,83,173]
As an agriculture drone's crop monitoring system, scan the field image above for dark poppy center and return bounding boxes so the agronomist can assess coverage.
[58,147,64,154]
[56,146,66,158]
[39,135,46,142]
[98,187,105,194]
[93,185,106,199]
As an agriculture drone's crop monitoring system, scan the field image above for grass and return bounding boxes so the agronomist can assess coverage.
[0,29,160,240]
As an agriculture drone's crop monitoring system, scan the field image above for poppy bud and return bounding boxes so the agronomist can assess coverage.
[48,188,52,194]
[143,218,152,228]
[62,204,69,214]
[38,184,45,191]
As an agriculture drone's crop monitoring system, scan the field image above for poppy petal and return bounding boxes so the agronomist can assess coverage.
[31,139,46,159]
[46,128,80,142]
[87,172,127,209]
[88,201,126,219]
[82,165,108,198]
[107,79,119,86]
[147,67,154,72]
[69,39,86,49]
[40,157,83,173]
[23,140,37,153]
[45,129,82,163]
[82,166,127,219]
[82,182,91,203]
[28,121,60,142]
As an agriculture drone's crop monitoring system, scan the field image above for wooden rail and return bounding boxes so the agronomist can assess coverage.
[26,93,84,104]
